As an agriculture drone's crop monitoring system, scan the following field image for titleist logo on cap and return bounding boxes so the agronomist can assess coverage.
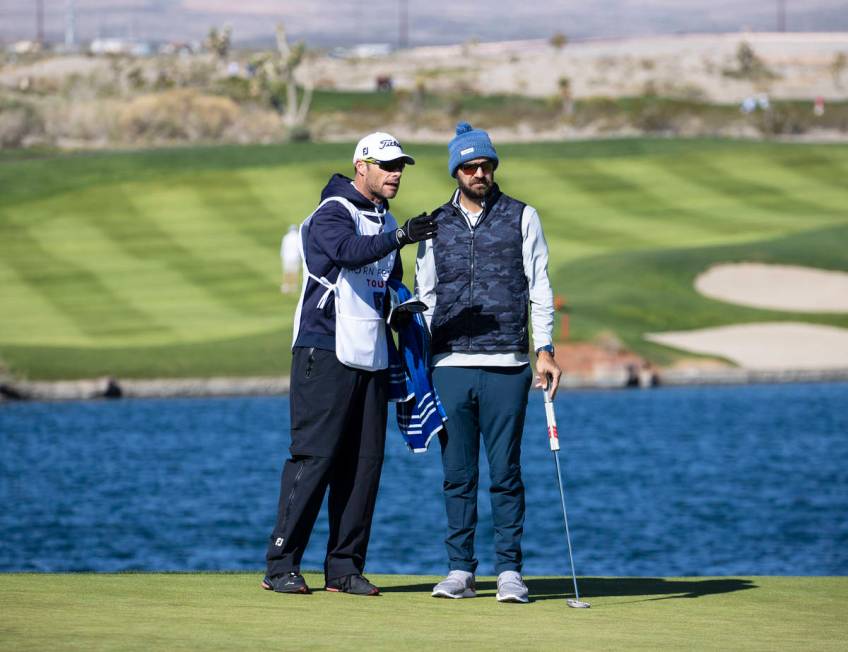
[460,147,475,155]
[353,131,415,165]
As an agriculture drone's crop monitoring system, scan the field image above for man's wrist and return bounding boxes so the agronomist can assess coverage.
[535,344,555,357]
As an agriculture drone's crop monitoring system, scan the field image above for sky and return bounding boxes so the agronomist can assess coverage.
[3,0,848,47]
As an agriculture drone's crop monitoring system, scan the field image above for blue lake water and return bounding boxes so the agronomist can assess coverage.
[1,382,846,576]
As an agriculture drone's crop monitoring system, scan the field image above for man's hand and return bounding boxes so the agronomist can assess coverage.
[396,213,437,246]
[535,350,562,399]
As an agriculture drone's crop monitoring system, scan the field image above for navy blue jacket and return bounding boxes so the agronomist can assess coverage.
[293,173,403,351]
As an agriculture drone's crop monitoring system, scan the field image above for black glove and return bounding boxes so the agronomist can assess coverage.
[396,213,437,246]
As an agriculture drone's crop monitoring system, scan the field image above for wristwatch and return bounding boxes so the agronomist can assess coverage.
[535,344,555,356]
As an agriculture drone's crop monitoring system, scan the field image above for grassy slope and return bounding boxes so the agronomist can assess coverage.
[560,223,848,363]
[1,139,847,378]
[1,574,846,651]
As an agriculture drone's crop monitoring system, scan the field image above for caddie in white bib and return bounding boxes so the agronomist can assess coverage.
[264,132,440,596]
[293,197,397,371]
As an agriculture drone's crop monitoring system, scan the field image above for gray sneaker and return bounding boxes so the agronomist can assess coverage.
[432,570,476,599]
[496,570,529,603]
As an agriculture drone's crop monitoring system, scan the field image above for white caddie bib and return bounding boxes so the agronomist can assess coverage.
[291,196,397,371]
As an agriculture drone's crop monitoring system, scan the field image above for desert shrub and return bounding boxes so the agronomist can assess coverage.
[205,27,232,60]
[571,97,625,129]
[150,57,218,90]
[213,75,254,102]
[754,104,808,136]
[632,99,678,133]
[42,97,123,144]
[751,101,848,136]
[570,96,736,134]
[126,65,146,90]
[0,99,44,147]
[118,89,239,142]
[723,41,779,81]
[832,52,847,87]
[286,125,311,142]
[815,100,848,131]
[222,105,285,144]
[550,32,568,49]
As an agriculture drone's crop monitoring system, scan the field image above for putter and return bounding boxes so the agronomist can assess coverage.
[543,375,590,609]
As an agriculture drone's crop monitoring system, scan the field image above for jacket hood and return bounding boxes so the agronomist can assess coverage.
[320,173,389,211]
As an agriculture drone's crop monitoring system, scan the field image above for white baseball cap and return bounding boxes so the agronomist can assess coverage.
[353,132,415,165]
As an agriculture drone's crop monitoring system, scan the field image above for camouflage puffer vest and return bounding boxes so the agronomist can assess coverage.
[430,186,528,355]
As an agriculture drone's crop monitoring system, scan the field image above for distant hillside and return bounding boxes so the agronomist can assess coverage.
[3,32,846,149]
[309,32,848,102]
[3,0,848,48]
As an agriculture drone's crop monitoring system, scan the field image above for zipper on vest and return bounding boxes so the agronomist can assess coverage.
[469,229,475,344]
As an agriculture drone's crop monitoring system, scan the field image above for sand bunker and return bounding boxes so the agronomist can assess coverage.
[695,263,848,313]
[646,322,848,370]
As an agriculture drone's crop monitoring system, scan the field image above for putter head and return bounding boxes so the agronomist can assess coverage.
[566,598,591,609]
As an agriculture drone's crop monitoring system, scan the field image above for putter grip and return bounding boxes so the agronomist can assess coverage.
[544,398,560,452]
[542,372,559,451]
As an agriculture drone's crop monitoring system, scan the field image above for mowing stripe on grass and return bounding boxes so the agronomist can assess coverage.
[236,166,331,223]
[623,160,777,239]
[190,173,287,252]
[548,165,720,247]
[499,164,659,248]
[124,180,279,281]
[0,258,91,344]
[560,160,730,238]
[83,183,277,316]
[658,154,832,217]
[772,148,848,193]
[631,157,833,239]
[0,216,166,339]
[0,327,288,378]
[725,155,848,216]
[34,215,279,347]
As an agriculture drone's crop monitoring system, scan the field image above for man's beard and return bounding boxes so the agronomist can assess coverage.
[459,177,491,201]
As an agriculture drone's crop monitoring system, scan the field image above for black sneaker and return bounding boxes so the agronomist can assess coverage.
[261,572,310,594]
[325,574,380,596]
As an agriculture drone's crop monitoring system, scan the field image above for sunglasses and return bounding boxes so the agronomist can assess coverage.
[364,158,406,173]
[458,160,495,175]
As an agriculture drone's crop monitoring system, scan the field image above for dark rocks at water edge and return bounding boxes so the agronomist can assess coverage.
[0,376,290,401]
[3,369,848,401]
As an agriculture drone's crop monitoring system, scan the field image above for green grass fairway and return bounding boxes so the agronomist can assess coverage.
[2,139,847,378]
[1,574,845,651]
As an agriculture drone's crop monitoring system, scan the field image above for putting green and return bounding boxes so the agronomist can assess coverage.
[0,573,845,650]
[2,139,847,377]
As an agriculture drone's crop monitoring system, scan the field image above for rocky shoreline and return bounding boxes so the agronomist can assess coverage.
[3,367,847,402]
[0,376,290,401]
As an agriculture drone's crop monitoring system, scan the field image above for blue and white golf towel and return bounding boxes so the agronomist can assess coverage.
[386,280,447,453]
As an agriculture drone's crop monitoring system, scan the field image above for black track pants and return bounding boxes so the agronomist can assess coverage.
[265,346,387,581]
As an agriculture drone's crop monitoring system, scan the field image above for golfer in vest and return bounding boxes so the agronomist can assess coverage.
[263,133,436,596]
[416,122,562,603]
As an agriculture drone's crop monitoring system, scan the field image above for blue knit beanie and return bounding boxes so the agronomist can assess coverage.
[447,122,499,177]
